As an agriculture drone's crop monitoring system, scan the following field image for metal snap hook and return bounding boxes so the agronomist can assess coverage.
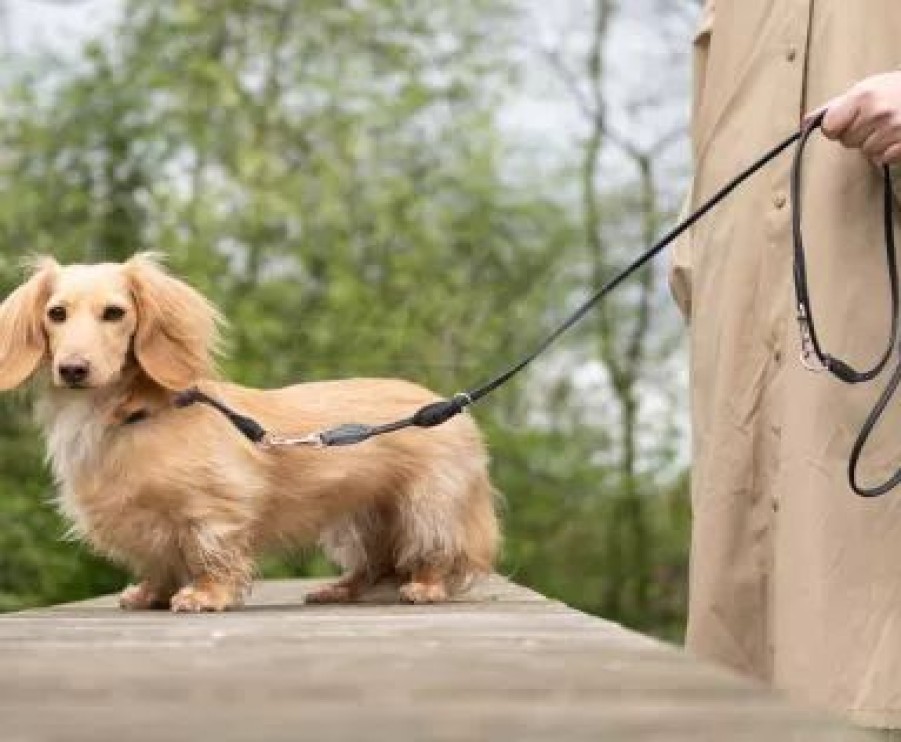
[797,306,827,373]
[259,432,325,449]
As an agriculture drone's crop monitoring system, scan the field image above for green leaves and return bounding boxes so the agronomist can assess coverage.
[0,0,690,640]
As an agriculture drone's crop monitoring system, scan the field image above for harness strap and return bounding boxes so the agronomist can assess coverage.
[174,388,267,442]
[121,409,150,426]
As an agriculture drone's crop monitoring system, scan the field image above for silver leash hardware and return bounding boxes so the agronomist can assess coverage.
[797,305,827,372]
[452,391,473,408]
[259,431,324,449]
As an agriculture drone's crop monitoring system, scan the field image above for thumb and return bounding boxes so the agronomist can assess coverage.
[819,93,860,139]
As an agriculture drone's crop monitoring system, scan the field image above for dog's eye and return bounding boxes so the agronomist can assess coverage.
[47,306,67,323]
[101,305,126,322]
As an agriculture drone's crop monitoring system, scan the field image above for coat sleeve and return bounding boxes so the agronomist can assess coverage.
[668,0,716,322]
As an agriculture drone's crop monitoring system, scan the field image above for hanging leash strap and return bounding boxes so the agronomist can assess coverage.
[176,115,901,497]
[792,113,901,497]
[792,111,899,382]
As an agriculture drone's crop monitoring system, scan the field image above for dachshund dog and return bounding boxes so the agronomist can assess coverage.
[0,254,499,611]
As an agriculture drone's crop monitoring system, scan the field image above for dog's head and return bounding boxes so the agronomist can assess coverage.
[0,253,222,392]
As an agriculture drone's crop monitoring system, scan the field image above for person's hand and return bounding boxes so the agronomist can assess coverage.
[805,72,901,166]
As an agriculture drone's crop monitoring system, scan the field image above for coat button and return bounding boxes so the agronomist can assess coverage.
[773,192,787,209]
[786,46,798,62]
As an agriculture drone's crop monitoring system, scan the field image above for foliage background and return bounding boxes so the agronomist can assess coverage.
[0,0,698,641]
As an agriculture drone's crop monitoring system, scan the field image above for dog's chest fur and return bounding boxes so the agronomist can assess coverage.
[42,394,106,480]
[35,388,255,571]
[37,392,109,535]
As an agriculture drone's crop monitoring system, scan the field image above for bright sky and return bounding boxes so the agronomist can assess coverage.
[1,0,697,153]
[2,0,119,52]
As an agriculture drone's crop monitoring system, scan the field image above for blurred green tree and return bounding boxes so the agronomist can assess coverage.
[0,0,691,640]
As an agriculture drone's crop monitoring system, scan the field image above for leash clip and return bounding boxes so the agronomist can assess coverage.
[259,431,324,449]
[797,306,827,372]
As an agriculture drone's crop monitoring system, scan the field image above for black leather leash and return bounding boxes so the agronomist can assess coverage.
[793,112,901,496]
[176,113,901,497]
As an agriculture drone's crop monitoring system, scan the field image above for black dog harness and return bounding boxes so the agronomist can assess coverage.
[176,111,901,497]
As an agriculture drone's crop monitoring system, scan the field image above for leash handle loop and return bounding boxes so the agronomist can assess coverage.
[791,112,900,384]
[791,111,901,497]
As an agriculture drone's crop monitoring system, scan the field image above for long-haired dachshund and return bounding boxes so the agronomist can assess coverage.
[0,254,499,611]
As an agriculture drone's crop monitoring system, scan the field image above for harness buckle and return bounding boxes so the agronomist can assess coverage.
[797,306,827,373]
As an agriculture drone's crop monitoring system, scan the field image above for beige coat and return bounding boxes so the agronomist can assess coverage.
[673,0,901,728]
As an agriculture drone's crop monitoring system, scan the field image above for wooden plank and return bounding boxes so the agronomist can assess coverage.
[0,577,870,742]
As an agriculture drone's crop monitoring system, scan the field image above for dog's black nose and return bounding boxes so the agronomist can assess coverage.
[58,362,90,386]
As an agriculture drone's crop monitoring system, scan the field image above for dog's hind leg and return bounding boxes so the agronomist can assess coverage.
[308,506,395,604]
[395,465,499,603]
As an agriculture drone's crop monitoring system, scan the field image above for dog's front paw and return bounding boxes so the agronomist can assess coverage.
[119,582,170,610]
[170,585,236,613]
[399,580,448,604]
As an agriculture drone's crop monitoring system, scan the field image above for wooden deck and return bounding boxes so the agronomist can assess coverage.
[0,576,873,741]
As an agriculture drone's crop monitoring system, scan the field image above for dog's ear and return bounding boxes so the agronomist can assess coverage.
[0,257,57,390]
[125,253,224,391]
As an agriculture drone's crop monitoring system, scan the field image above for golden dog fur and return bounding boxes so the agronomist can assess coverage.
[0,254,499,611]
